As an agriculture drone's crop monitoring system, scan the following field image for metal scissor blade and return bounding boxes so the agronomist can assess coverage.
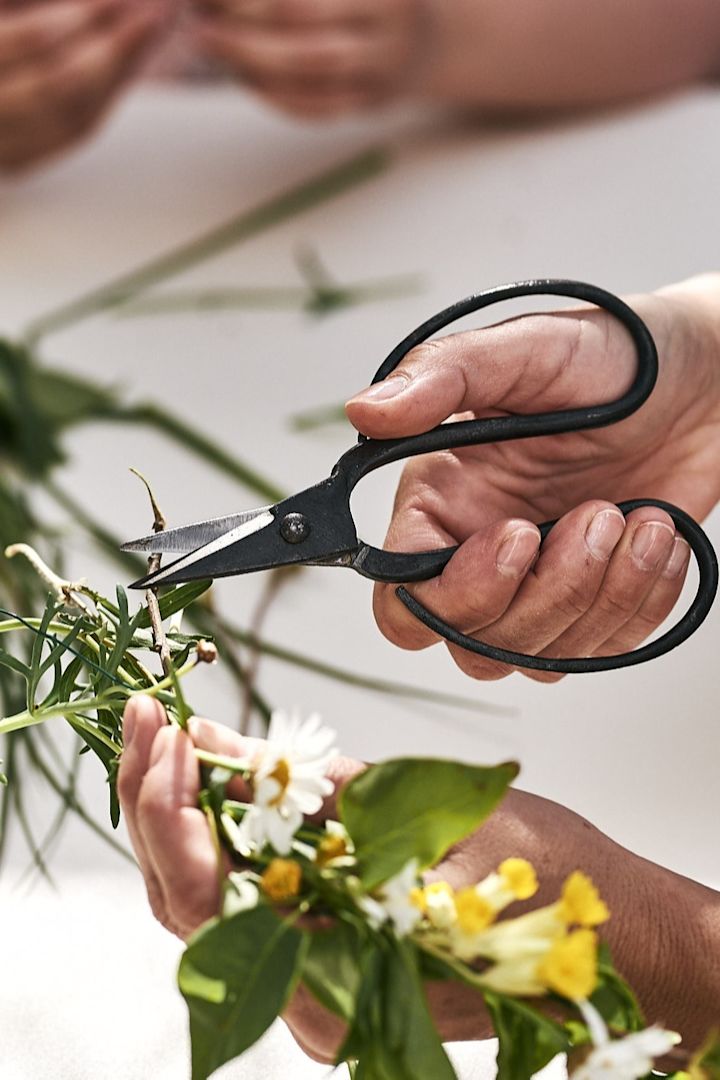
[121,507,272,555]
[129,473,362,590]
[129,509,276,589]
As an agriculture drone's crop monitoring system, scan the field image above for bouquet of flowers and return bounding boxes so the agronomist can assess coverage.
[1,553,716,1080]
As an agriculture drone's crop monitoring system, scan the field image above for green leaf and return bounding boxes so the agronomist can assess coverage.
[302,919,364,1022]
[691,1028,720,1078]
[339,758,518,889]
[484,991,569,1080]
[27,594,60,711]
[592,941,645,1033]
[135,580,212,630]
[339,938,456,1080]
[179,906,307,1080]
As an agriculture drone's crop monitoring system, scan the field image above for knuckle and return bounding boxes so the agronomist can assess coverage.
[136,774,169,821]
[554,576,594,620]
[145,881,167,926]
[115,761,136,805]
[595,588,639,621]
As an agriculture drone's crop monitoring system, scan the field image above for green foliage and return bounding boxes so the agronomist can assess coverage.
[339,758,519,889]
[592,941,645,1033]
[484,992,570,1080]
[689,1028,720,1078]
[178,906,307,1080]
[339,936,456,1080]
[301,918,364,1022]
[0,340,117,478]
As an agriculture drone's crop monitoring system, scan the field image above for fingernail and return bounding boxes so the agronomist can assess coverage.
[347,376,409,405]
[662,537,691,579]
[496,527,540,577]
[631,521,675,570]
[585,508,625,561]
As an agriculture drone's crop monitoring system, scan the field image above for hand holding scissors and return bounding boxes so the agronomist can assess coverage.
[124,279,719,676]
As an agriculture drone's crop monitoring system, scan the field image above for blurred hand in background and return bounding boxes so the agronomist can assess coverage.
[3,0,720,172]
[193,0,420,119]
[192,0,720,119]
[0,0,170,172]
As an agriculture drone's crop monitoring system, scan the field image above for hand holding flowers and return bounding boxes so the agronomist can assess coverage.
[118,698,712,1079]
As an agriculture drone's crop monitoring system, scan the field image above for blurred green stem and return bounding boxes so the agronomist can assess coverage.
[22,147,389,346]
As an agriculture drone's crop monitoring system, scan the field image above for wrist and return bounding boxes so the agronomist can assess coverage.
[606,842,720,1048]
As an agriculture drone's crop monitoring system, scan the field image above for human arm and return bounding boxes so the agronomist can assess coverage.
[117,696,720,1062]
[189,0,720,119]
[0,0,170,173]
[343,273,720,682]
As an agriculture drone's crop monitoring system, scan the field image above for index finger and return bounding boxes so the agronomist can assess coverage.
[135,724,223,938]
[0,0,119,69]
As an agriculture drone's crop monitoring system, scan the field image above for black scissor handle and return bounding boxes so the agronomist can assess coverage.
[346,279,718,671]
[357,278,658,454]
[339,279,658,492]
[395,500,717,674]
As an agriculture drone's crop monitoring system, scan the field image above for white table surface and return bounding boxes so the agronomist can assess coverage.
[1,83,719,1080]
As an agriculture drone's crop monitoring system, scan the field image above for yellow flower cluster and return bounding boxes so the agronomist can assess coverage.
[415,861,609,1003]
[261,858,303,902]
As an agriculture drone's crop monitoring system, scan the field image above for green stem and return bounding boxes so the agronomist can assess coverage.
[212,613,510,716]
[23,147,389,345]
[115,273,422,319]
[22,729,133,865]
[0,698,120,739]
[104,403,285,503]
[195,749,252,776]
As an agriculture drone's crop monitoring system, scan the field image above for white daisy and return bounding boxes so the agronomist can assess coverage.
[231,710,337,856]
[358,859,424,938]
[572,1000,680,1079]
[223,872,260,917]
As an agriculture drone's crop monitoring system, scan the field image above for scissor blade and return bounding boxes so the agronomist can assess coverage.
[121,507,272,555]
[130,510,276,589]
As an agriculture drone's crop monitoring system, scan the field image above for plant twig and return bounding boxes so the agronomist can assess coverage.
[22,147,389,345]
[240,567,295,733]
[130,468,171,678]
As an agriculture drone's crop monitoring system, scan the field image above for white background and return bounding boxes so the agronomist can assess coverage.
[1,84,719,1079]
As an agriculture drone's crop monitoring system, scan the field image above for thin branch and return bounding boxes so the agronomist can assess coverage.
[130,469,171,677]
[22,147,389,345]
[240,567,295,732]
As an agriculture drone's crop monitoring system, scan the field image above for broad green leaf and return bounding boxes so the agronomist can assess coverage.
[302,919,364,1022]
[484,991,569,1080]
[339,758,518,889]
[338,938,456,1080]
[179,906,307,1080]
[592,942,644,1033]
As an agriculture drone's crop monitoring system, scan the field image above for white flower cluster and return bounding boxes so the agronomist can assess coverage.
[222,709,337,856]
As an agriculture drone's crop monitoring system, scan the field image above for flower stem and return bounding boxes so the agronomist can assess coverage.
[22,147,389,345]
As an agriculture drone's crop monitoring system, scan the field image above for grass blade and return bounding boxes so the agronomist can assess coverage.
[23,147,389,344]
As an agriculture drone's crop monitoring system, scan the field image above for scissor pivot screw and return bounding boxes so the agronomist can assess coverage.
[280,512,311,544]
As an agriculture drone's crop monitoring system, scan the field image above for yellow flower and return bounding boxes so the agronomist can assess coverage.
[498,858,538,901]
[455,888,495,934]
[316,833,348,867]
[559,872,609,928]
[261,858,303,903]
[536,928,599,1000]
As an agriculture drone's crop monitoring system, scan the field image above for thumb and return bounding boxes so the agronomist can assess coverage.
[345,306,640,439]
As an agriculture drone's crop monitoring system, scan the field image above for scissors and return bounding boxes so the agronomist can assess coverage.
[123,279,718,674]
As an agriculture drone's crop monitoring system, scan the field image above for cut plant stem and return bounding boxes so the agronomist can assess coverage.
[114,273,422,319]
[22,147,389,345]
